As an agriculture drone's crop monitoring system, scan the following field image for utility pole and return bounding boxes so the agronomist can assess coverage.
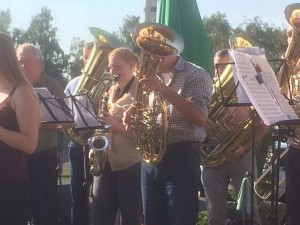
[144,0,157,22]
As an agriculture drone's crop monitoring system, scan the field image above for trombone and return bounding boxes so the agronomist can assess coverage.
[254,147,287,201]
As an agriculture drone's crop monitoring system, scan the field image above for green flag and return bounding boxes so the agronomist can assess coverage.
[157,0,214,76]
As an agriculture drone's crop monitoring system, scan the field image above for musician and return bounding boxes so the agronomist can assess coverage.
[201,49,268,225]
[91,47,143,225]
[64,41,93,225]
[123,52,213,225]
[284,22,300,225]
[0,33,40,225]
[16,43,65,225]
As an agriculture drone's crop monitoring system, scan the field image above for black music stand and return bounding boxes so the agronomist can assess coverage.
[35,87,74,129]
[229,49,300,225]
[214,62,256,225]
[65,91,104,185]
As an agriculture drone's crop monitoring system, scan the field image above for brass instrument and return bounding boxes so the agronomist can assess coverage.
[131,23,184,164]
[200,34,261,168]
[254,3,300,200]
[254,147,288,200]
[88,79,118,176]
[64,27,125,175]
[279,3,300,146]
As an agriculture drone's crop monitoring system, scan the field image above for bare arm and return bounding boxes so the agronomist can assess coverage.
[0,85,41,154]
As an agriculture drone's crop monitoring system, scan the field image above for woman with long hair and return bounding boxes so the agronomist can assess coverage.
[0,32,40,225]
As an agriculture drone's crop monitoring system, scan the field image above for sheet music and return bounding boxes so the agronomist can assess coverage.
[229,50,298,125]
[229,47,265,104]
[64,94,101,129]
[34,87,72,123]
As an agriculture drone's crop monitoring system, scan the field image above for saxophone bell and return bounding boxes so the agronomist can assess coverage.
[88,131,109,152]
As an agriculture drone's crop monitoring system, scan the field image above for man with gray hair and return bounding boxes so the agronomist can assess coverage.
[16,43,65,225]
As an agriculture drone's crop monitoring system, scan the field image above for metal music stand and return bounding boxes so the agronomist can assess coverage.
[214,61,256,225]
[229,50,300,225]
[35,87,74,129]
[64,91,104,186]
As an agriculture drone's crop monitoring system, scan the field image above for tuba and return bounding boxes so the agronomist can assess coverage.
[200,35,262,168]
[131,23,184,164]
[64,27,125,175]
[278,3,300,145]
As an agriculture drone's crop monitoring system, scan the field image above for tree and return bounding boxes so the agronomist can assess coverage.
[114,15,140,54]
[0,9,12,34]
[234,17,287,60]
[203,12,233,52]
[17,7,67,85]
[67,37,85,80]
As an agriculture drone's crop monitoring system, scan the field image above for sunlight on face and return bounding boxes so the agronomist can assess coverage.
[17,47,43,85]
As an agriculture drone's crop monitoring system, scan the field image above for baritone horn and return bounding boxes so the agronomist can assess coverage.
[131,23,184,164]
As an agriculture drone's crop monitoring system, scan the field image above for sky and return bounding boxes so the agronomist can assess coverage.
[0,0,295,53]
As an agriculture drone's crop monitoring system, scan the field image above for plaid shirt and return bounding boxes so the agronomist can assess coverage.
[160,57,213,144]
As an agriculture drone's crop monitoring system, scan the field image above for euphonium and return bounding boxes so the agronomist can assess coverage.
[64,27,125,175]
[131,23,184,164]
[200,34,261,168]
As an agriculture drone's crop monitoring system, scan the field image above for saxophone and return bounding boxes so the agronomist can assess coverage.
[64,27,126,175]
[131,23,184,164]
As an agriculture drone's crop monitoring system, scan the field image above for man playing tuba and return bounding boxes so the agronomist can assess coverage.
[282,3,300,225]
[201,48,269,225]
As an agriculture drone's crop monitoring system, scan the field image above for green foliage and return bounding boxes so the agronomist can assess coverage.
[197,211,208,225]
[0,9,12,34]
[67,37,85,80]
[203,12,233,51]
[234,17,287,60]
[114,15,140,54]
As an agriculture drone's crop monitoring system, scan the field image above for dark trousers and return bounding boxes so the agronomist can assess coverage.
[91,162,143,225]
[69,144,92,225]
[0,181,29,225]
[26,147,58,225]
[285,146,300,225]
[141,141,201,225]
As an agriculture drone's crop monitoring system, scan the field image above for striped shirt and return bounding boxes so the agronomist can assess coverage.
[160,56,213,144]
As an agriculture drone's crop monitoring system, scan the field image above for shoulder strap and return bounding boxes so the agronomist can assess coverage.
[9,86,18,97]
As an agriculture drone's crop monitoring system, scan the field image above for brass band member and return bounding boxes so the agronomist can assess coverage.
[284,15,300,225]
[17,43,65,225]
[124,50,213,224]
[64,42,94,225]
[0,33,40,225]
[91,47,143,225]
[201,49,268,225]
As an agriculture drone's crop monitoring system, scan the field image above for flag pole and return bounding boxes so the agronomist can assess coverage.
[144,0,157,22]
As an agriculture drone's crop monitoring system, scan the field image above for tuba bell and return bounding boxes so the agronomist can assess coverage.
[64,27,126,175]
[200,34,262,168]
[131,23,184,164]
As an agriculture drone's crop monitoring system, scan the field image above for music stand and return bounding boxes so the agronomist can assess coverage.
[64,91,104,185]
[229,50,300,225]
[213,50,258,225]
[35,87,74,129]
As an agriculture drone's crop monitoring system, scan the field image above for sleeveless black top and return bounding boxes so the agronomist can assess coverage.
[0,86,28,182]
